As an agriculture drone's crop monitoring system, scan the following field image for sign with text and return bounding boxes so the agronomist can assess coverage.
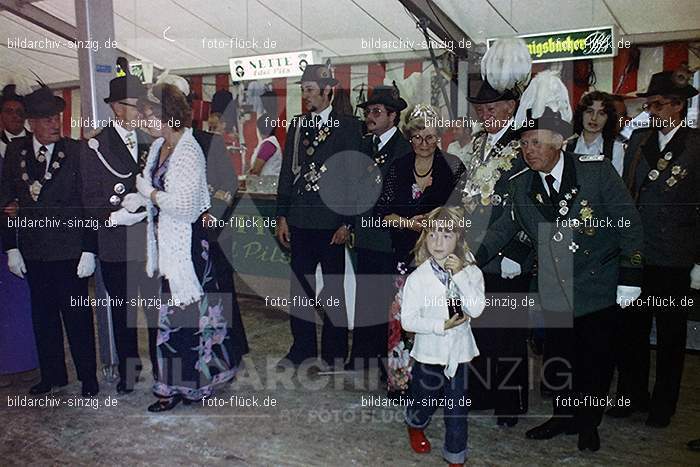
[488,26,617,63]
[229,50,320,81]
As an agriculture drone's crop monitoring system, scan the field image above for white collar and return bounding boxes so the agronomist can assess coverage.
[575,132,604,153]
[312,105,333,127]
[32,136,55,159]
[114,122,136,143]
[658,125,681,151]
[486,118,514,144]
[4,129,26,141]
[375,126,397,150]
[538,151,565,192]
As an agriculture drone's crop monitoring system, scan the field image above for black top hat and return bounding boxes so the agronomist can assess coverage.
[636,69,698,99]
[358,83,408,111]
[516,108,573,138]
[468,79,518,104]
[0,84,24,107]
[24,86,65,118]
[104,75,147,103]
[296,64,338,86]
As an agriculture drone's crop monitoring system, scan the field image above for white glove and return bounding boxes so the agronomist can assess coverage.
[691,264,700,290]
[109,208,147,227]
[76,252,96,278]
[7,248,27,279]
[135,174,155,199]
[616,285,642,308]
[500,256,522,279]
[121,192,147,213]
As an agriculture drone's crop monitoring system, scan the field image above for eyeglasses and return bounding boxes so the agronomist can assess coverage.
[642,100,675,112]
[363,108,385,117]
[410,134,438,145]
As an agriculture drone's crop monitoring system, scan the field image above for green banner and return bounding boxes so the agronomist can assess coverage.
[488,26,617,63]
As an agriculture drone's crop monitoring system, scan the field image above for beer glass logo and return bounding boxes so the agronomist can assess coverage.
[298,53,308,72]
[234,60,245,78]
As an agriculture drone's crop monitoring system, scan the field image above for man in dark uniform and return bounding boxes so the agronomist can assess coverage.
[463,79,532,427]
[477,71,644,451]
[80,74,157,393]
[1,86,99,396]
[346,84,411,371]
[275,64,362,369]
[0,85,31,158]
[610,69,700,428]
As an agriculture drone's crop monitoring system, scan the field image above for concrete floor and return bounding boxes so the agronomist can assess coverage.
[2,293,699,466]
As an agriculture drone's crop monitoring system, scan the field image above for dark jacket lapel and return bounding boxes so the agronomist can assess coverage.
[529,172,557,221]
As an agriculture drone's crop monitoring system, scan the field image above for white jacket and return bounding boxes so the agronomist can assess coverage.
[401,258,485,378]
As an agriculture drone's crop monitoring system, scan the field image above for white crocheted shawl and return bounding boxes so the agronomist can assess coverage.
[143,128,211,307]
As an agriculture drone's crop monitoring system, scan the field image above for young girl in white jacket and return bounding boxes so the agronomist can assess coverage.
[401,206,485,466]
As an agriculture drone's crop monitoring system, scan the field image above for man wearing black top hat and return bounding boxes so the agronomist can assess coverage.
[0,85,31,158]
[1,85,99,397]
[476,70,643,451]
[275,64,362,369]
[463,79,532,426]
[346,84,411,371]
[80,74,157,394]
[609,68,700,428]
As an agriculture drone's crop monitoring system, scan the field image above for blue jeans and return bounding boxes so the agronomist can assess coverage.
[405,361,469,464]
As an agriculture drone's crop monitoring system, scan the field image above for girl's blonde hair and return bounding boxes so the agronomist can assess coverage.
[412,206,473,266]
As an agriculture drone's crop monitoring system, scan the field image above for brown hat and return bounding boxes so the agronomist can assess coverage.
[296,64,338,86]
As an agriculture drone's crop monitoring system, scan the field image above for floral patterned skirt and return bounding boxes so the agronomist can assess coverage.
[153,233,246,400]
[387,270,414,395]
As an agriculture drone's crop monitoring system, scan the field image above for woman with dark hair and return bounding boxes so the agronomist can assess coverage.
[569,91,625,175]
[375,104,466,396]
[115,83,247,412]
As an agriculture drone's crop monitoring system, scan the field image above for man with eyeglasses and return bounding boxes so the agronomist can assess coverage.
[463,79,533,427]
[275,64,362,370]
[476,70,643,451]
[609,69,700,428]
[79,73,157,394]
[346,84,411,372]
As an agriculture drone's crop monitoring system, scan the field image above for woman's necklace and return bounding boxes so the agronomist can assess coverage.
[413,159,433,178]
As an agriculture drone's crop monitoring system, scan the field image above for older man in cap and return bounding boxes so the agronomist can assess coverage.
[346,83,411,371]
[609,68,700,428]
[275,64,362,369]
[476,70,643,451]
[464,78,533,426]
[80,73,157,394]
[1,85,99,397]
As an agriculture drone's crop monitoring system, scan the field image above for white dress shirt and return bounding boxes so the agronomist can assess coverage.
[574,133,625,176]
[375,126,397,151]
[32,137,55,174]
[114,122,138,161]
[539,151,565,196]
[658,125,681,152]
[312,104,333,128]
[401,258,485,377]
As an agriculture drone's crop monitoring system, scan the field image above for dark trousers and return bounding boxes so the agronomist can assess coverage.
[25,260,97,385]
[100,260,156,386]
[544,306,615,431]
[468,272,530,415]
[406,362,470,464]
[348,248,394,366]
[613,265,691,418]
[288,227,347,365]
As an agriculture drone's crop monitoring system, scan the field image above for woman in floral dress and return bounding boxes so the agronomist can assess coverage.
[375,105,465,396]
[117,83,247,411]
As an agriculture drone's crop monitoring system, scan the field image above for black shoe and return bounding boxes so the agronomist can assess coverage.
[29,381,67,395]
[147,395,185,412]
[116,379,134,394]
[82,380,99,397]
[687,438,700,452]
[497,417,518,427]
[606,405,634,418]
[578,428,600,452]
[525,418,577,440]
[645,413,671,428]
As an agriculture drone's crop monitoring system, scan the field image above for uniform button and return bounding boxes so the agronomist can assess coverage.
[584,250,591,256]
[555,257,560,263]
[590,271,595,275]
[561,279,566,283]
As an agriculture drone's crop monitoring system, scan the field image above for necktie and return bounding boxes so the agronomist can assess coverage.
[36,145,49,175]
[372,135,380,155]
[545,174,558,202]
[125,132,136,151]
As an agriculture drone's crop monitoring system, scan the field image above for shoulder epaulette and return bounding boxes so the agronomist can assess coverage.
[578,154,605,162]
